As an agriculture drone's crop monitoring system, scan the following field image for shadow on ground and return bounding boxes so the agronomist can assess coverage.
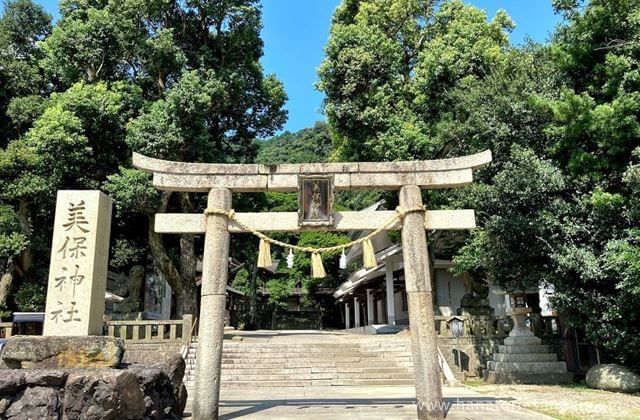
[184,396,519,419]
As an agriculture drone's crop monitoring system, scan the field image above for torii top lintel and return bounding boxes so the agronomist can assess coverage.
[132,150,492,193]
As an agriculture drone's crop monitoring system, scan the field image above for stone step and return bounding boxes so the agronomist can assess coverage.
[215,367,414,374]
[483,370,574,385]
[211,379,416,388]
[218,360,414,367]
[487,361,568,374]
[222,381,315,387]
[493,353,558,362]
[498,344,550,354]
[329,379,415,386]
[220,343,411,348]
[218,343,410,349]
[221,352,387,359]
[184,339,416,388]
[221,374,336,381]
[219,348,412,353]
[503,336,542,346]
[219,372,414,381]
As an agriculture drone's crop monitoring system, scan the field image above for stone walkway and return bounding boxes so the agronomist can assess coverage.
[184,386,551,419]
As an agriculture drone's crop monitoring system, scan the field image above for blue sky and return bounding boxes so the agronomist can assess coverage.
[33,0,562,134]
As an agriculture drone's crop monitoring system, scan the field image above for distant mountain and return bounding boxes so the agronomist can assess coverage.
[256,121,332,164]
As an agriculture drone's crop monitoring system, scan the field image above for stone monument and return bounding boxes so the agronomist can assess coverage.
[43,190,113,336]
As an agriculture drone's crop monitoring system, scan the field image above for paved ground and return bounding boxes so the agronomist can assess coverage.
[468,383,640,419]
[184,386,551,419]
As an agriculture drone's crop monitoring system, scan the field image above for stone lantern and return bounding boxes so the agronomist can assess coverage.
[506,292,534,339]
[484,289,573,384]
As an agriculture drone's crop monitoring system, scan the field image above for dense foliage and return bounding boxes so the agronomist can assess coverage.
[320,0,640,369]
[0,0,286,317]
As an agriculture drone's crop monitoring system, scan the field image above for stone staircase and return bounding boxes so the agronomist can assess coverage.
[184,338,414,389]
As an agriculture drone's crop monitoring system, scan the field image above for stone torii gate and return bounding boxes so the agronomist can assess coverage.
[133,150,492,420]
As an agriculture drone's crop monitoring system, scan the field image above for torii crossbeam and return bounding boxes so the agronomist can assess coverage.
[133,150,492,420]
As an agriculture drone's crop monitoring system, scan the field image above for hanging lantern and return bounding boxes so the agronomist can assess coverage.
[339,249,347,269]
[286,249,294,269]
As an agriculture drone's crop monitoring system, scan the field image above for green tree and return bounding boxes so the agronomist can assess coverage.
[0,81,143,313]
[318,0,513,161]
[541,0,640,368]
[100,0,287,315]
[2,0,284,317]
[321,0,640,369]
[0,0,51,146]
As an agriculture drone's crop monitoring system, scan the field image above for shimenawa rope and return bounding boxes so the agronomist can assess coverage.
[203,205,425,277]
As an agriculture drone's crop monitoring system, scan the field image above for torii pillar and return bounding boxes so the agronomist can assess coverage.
[193,188,231,418]
[401,185,443,419]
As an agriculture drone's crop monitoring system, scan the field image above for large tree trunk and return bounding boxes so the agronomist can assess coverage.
[178,193,198,317]
[0,263,14,315]
[246,263,259,330]
[17,200,32,273]
[147,192,197,317]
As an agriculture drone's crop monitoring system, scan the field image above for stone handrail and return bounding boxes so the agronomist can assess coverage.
[434,314,562,338]
[0,322,12,338]
[104,314,193,344]
[434,315,512,337]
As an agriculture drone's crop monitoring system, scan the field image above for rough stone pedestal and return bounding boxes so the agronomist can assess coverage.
[1,336,123,369]
[484,307,573,384]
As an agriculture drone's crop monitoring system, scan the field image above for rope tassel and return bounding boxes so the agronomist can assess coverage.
[362,238,377,268]
[311,252,326,278]
[257,238,272,268]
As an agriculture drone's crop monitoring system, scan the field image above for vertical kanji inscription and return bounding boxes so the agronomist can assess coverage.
[43,191,112,336]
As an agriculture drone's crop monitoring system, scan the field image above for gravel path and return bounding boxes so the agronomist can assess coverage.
[466,383,640,419]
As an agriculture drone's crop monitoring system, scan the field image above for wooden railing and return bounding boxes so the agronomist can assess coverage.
[0,322,12,339]
[105,314,193,344]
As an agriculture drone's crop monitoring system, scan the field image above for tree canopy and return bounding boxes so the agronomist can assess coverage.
[0,0,287,317]
[321,0,640,369]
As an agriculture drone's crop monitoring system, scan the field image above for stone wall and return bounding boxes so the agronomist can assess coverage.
[438,336,501,378]
[0,356,187,419]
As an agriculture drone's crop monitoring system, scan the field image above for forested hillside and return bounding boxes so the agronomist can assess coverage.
[256,121,332,164]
